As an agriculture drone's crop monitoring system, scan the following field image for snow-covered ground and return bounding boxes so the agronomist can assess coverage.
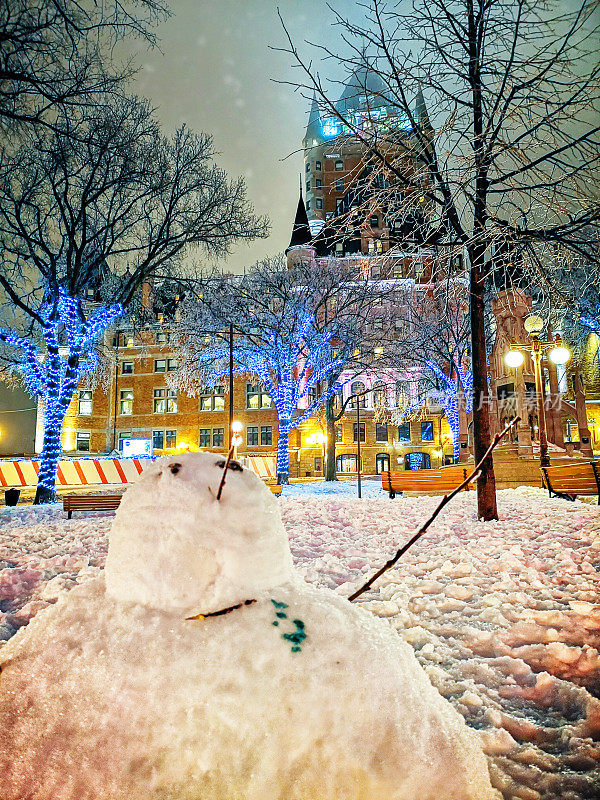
[1,487,599,799]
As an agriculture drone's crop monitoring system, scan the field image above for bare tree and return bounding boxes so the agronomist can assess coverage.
[0,96,266,502]
[279,0,600,519]
[0,0,167,134]
[175,255,405,482]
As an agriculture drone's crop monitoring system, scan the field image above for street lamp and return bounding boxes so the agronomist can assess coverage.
[504,315,571,468]
[231,420,243,459]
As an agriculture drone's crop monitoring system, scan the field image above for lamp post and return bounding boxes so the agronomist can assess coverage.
[504,315,570,468]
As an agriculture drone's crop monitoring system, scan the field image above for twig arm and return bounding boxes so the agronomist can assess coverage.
[348,417,520,602]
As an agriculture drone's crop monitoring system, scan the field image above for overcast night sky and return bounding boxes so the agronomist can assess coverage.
[122,0,357,273]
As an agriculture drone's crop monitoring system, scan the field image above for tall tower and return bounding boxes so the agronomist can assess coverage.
[302,74,435,261]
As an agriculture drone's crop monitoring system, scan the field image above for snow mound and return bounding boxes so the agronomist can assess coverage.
[0,577,497,800]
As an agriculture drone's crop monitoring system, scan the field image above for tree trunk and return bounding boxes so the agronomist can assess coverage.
[277,421,291,484]
[325,394,337,481]
[469,246,498,520]
[34,400,68,504]
[34,349,80,504]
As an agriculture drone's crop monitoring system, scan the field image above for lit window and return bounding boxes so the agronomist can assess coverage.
[246,384,271,409]
[199,429,211,448]
[119,390,133,415]
[165,430,177,448]
[154,359,166,373]
[261,426,272,446]
[335,426,343,442]
[78,390,92,415]
[336,454,357,473]
[350,381,366,408]
[247,426,258,446]
[76,431,90,452]
[153,389,164,413]
[200,385,225,411]
[153,430,164,450]
[316,198,323,209]
[126,336,134,348]
[212,428,224,448]
[121,361,133,375]
[166,389,177,413]
[334,160,344,171]
[421,421,434,442]
[322,118,339,137]
[315,160,322,171]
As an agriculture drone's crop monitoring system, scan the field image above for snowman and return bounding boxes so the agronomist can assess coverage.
[0,452,498,800]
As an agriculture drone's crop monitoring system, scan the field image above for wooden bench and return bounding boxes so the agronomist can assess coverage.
[541,462,600,503]
[63,494,123,519]
[381,466,474,498]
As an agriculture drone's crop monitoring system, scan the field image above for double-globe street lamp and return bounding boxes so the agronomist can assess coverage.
[504,314,570,468]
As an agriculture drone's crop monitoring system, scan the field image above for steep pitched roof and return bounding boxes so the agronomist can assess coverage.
[304,93,322,143]
[287,188,313,250]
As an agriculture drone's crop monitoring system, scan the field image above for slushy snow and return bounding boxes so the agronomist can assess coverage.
[0,453,496,800]
[1,473,599,798]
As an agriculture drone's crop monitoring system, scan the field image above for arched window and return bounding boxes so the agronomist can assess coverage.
[350,381,366,408]
[375,453,390,474]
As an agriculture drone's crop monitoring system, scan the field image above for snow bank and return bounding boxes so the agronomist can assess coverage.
[1,486,599,799]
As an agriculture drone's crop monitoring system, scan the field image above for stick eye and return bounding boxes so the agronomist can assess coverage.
[216,460,226,469]
[169,463,182,475]
[230,461,243,472]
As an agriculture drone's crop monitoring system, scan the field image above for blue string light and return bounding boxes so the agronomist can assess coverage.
[393,360,473,463]
[196,311,347,479]
[0,286,122,500]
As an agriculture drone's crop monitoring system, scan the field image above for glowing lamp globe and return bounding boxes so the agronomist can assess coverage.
[549,346,570,365]
[231,420,244,434]
[524,315,545,336]
[504,349,524,369]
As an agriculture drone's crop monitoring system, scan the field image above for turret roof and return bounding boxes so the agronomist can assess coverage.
[287,187,313,251]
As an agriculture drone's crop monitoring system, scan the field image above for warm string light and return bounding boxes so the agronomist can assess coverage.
[0,286,122,497]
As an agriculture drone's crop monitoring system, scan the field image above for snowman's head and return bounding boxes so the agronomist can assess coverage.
[104,452,293,614]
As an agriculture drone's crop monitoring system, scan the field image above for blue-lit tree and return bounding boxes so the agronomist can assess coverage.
[176,260,358,483]
[0,96,265,502]
[393,360,473,463]
[0,287,122,497]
